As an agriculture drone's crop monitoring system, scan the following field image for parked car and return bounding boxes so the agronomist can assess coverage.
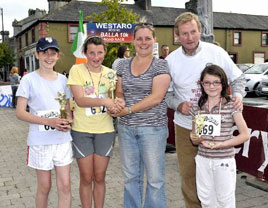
[257,76,268,97]
[244,63,268,96]
[236,63,254,73]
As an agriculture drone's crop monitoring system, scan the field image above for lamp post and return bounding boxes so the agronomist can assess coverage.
[0,7,5,82]
[0,8,4,42]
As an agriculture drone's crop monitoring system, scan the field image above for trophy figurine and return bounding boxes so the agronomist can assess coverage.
[55,92,67,119]
[192,112,206,138]
[105,71,117,99]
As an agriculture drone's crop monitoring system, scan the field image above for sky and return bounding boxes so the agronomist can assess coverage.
[1,0,268,37]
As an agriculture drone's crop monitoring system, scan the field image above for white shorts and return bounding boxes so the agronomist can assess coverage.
[27,142,73,170]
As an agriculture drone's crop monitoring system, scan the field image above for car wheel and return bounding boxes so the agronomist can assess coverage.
[254,83,260,96]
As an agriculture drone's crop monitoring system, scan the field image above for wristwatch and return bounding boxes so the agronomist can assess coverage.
[128,106,132,114]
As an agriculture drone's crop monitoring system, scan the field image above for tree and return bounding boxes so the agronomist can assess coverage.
[86,0,140,67]
[0,42,15,68]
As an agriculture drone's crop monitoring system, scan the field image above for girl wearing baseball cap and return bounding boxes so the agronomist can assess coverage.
[16,36,73,208]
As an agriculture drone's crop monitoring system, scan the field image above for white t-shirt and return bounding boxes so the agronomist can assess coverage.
[16,71,72,146]
[166,41,243,130]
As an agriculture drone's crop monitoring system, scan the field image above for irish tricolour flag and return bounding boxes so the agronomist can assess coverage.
[71,10,87,64]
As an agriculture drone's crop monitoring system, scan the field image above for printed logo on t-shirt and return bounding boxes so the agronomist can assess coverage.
[83,82,107,96]
[84,81,94,95]
[190,81,202,103]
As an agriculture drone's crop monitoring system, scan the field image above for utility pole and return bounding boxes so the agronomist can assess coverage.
[0,8,4,42]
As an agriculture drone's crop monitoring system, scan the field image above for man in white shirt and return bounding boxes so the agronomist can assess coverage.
[166,12,246,208]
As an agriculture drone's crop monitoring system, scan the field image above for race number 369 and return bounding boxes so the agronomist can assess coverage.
[200,114,221,136]
[200,124,214,135]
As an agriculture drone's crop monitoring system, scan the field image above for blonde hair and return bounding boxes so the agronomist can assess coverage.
[11,66,19,75]
[174,12,201,35]
[134,16,155,39]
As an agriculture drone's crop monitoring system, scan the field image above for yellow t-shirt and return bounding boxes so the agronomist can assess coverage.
[67,64,115,133]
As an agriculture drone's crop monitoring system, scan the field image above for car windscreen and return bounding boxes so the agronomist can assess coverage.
[244,64,268,74]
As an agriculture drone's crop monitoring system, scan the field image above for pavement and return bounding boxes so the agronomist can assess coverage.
[0,107,268,208]
[244,96,268,108]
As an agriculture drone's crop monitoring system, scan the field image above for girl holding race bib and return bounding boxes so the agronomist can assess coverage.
[16,37,73,208]
[190,64,249,208]
[67,36,124,208]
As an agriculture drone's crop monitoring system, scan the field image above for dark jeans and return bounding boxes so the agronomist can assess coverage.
[11,86,18,108]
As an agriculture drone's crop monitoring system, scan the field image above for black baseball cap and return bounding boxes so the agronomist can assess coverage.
[36,37,60,52]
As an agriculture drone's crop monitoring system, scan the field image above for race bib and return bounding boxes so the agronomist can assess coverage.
[37,109,60,132]
[200,114,221,136]
[85,94,107,116]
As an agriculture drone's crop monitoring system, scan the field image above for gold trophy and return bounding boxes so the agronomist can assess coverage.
[192,112,206,138]
[105,71,117,99]
[55,92,67,119]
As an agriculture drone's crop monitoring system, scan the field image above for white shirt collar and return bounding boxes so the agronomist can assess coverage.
[182,41,202,56]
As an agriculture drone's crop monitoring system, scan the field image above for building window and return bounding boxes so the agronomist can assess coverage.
[228,52,238,63]
[173,28,180,45]
[18,37,22,50]
[253,52,265,64]
[68,24,78,42]
[25,32,28,46]
[233,31,242,46]
[262,32,268,46]
[25,56,30,71]
[35,57,40,70]
[32,29,35,43]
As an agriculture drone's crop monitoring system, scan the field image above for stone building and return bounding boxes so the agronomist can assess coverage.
[12,0,268,75]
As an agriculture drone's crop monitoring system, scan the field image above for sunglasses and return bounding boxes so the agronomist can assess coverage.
[135,22,154,28]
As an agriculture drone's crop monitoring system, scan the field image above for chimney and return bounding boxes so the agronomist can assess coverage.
[0,31,9,42]
[48,0,72,12]
[134,0,152,10]
[28,9,46,18]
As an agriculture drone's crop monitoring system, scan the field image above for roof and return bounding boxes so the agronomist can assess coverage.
[13,9,46,36]
[213,12,268,30]
[15,0,268,37]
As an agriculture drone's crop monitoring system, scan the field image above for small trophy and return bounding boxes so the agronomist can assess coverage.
[192,112,206,138]
[105,71,117,99]
[55,92,67,119]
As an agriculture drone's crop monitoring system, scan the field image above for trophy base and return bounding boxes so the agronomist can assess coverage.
[191,133,201,139]
[208,141,215,147]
